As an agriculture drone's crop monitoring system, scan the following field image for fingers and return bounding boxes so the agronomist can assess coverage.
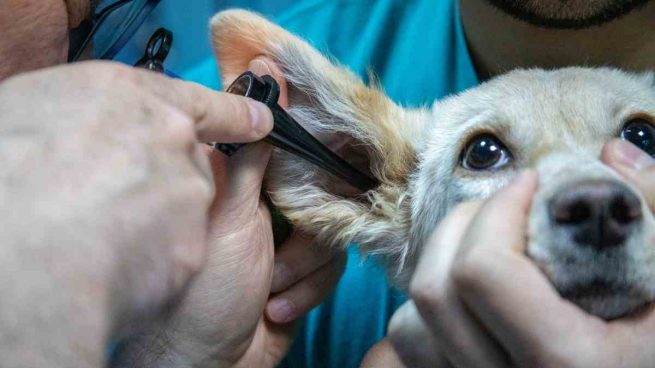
[154,79,273,143]
[360,338,410,368]
[449,172,600,365]
[270,233,335,293]
[265,232,345,324]
[265,251,346,324]
[456,171,537,257]
[387,302,453,368]
[456,243,601,366]
[410,201,508,368]
[601,139,655,211]
[166,55,287,143]
[98,62,274,143]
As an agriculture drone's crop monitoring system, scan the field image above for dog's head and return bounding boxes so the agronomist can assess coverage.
[212,10,655,319]
[415,69,655,319]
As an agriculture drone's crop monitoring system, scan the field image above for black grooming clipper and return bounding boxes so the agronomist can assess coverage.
[215,71,379,193]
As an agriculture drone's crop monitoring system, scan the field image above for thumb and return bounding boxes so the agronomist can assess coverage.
[463,170,538,254]
[209,57,277,218]
[222,55,280,197]
[214,142,272,219]
[602,139,655,211]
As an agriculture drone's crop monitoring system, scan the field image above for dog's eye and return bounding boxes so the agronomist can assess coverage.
[461,134,512,171]
[620,118,655,156]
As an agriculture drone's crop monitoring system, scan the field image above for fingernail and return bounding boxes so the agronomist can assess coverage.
[247,100,273,136]
[271,262,291,292]
[266,298,296,323]
[612,140,655,170]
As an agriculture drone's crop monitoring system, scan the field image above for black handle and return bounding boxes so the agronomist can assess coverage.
[214,71,379,193]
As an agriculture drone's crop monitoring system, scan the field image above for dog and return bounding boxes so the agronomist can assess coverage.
[211,10,655,320]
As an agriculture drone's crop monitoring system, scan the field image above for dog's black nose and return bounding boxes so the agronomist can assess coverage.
[549,180,642,250]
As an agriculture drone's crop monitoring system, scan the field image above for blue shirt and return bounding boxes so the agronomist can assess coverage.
[116,1,478,366]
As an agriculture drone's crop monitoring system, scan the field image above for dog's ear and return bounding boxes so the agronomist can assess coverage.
[211,10,423,276]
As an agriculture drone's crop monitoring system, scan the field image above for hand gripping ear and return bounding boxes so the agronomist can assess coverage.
[211,10,422,280]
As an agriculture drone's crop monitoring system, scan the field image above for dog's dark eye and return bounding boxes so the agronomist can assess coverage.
[461,134,512,171]
[620,118,655,156]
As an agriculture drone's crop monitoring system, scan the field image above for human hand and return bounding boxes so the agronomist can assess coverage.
[602,139,655,211]
[389,140,655,368]
[110,57,345,368]
[0,61,273,367]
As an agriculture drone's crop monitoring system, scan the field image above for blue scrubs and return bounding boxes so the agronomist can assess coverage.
[115,1,478,366]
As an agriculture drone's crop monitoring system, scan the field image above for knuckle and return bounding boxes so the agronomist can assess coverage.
[158,105,196,144]
[387,303,416,340]
[409,276,447,313]
[187,172,214,205]
[80,61,138,87]
[386,314,404,342]
[451,249,486,291]
[188,86,210,123]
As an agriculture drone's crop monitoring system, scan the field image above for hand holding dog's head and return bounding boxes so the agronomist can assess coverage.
[211,10,655,319]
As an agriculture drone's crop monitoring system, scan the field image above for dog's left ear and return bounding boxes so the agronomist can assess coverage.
[210,10,425,276]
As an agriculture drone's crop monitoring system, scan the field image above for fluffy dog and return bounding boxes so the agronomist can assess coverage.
[211,10,655,320]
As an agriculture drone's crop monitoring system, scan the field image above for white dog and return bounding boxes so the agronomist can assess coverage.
[212,10,655,320]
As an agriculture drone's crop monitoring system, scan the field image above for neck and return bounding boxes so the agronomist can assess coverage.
[459,0,655,79]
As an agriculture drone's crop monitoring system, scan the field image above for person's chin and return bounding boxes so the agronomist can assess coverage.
[483,0,652,29]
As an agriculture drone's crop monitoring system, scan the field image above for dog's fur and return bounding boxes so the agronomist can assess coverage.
[211,10,655,319]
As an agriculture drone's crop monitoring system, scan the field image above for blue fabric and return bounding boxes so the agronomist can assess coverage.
[114,0,478,366]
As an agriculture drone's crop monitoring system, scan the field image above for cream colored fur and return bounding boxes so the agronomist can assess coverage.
[211,10,655,318]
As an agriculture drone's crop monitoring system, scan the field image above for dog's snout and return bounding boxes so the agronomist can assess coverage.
[548,180,642,250]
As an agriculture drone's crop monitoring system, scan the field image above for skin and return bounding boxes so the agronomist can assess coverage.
[459,0,655,78]
[0,1,343,367]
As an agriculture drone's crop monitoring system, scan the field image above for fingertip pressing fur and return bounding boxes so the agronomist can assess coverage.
[211,10,423,278]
